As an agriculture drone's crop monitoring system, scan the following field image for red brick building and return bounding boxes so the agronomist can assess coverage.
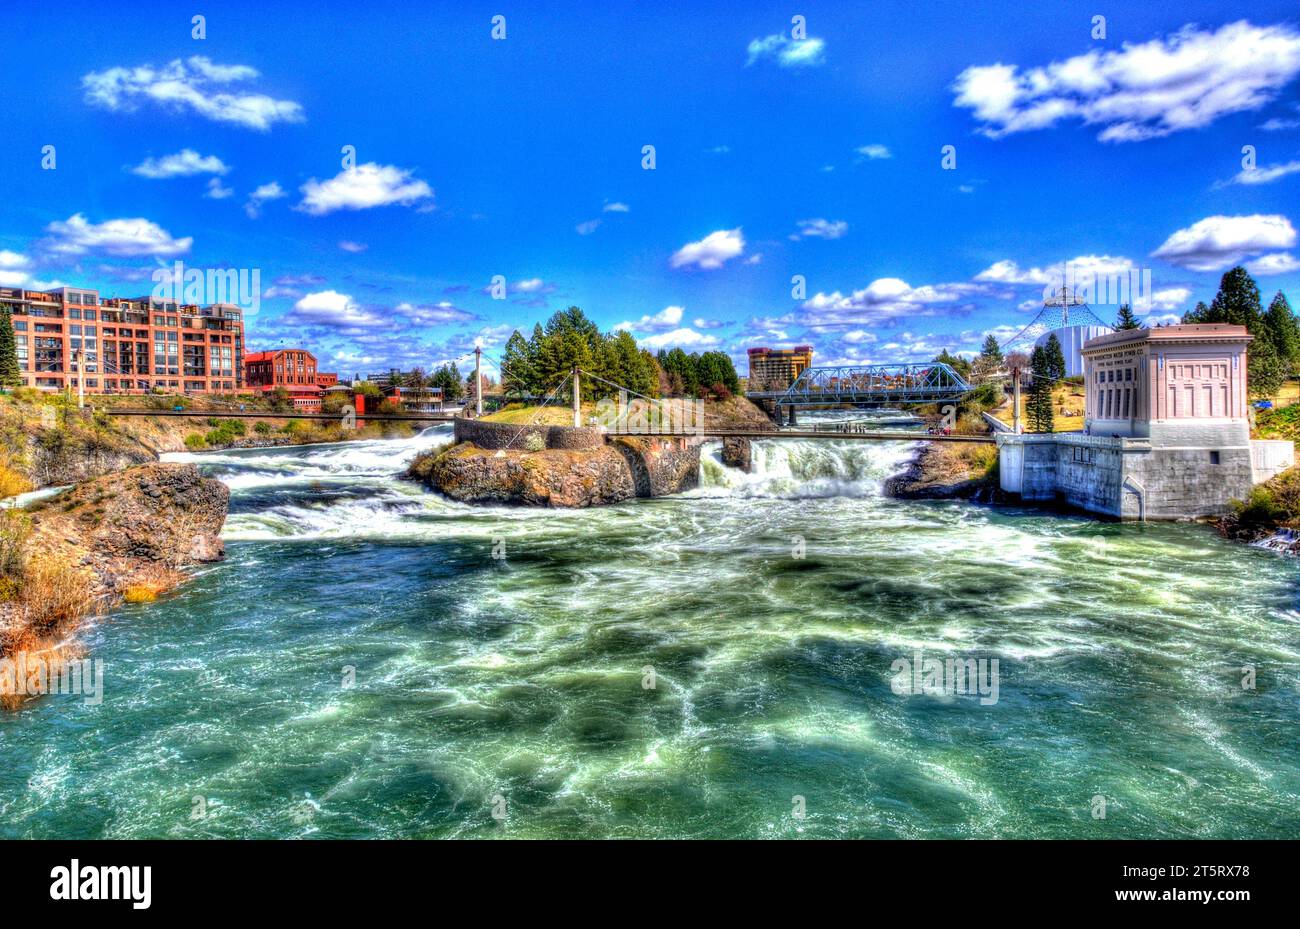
[244,348,324,411]
[0,286,244,394]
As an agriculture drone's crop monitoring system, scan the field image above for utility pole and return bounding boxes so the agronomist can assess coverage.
[474,345,483,417]
[1012,366,1022,434]
[572,367,581,427]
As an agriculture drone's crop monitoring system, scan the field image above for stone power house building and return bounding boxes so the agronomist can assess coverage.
[997,324,1293,520]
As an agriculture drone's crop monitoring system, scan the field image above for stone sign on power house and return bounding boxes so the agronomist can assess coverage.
[997,324,1294,520]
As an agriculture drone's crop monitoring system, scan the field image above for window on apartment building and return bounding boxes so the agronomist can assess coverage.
[1210,451,1221,465]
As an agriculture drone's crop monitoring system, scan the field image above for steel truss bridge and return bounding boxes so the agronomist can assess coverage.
[747,362,973,408]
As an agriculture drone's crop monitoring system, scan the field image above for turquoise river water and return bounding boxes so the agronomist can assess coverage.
[2,417,1298,838]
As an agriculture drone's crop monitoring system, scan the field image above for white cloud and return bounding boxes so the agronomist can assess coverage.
[204,177,234,200]
[671,228,745,270]
[130,149,229,178]
[603,201,630,212]
[298,163,433,216]
[285,290,383,327]
[747,34,826,68]
[1140,287,1192,312]
[395,301,475,325]
[1247,251,1300,275]
[41,214,191,257]
[244,181,286,218]
[975,255,1136,286]
[953,21,1300,142]
[793,218,848,240]
[1221,159,1300,186]
[82,56,304,131]
[1151,214,1296,271]
[1261,117,1300,131]
[802,278,983,328]
[638,328,721,349]
[338,240,368,253]
[616,305,684,333]
[855,144,891,159]
[0,250,30,270]
[576,219,602,235]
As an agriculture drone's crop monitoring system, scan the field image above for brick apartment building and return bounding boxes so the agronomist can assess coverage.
[747,345,814,391]
[0,286,244,393]
[244,348,339,411]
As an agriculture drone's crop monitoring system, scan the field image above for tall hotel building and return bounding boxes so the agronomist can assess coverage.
[746,345,814,391]
[0,286,244,394]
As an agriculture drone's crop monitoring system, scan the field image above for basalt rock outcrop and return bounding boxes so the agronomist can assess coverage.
[407,436,701,507]
[721,436,752,473]
[884,442,1005,502]
[25,462,229,596]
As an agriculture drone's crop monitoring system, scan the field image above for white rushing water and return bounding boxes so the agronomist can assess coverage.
[161,418,920,541]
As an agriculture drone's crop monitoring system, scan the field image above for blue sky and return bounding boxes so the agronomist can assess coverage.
[1,0,1299,378]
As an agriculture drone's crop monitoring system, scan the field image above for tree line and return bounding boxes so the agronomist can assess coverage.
[500,306,739,401]
[1182,266,1296,399]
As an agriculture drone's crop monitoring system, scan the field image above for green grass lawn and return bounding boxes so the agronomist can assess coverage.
[992,383,1087,432]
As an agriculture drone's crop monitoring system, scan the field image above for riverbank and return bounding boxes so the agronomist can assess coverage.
[0,462,228,706]
[883,440,1003,501]
[1217,464,1300,551]
[0,388,417,494]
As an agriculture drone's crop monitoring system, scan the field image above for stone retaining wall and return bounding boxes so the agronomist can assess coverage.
[453,417,604,450]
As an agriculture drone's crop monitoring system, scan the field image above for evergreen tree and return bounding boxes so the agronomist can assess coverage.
[1044,333,1067,383]
[971,334,1004,382]
[1248,332,1287,399]
[1205,266,1263,330]
[1113,304,1141,330]
[430,363,465,401]
[0,307,20,388]
[1263,291,1300,371]
[933,349,972,380]
[501,330,534,397]
[1026,346,1055,433]
[1183,301,1210,324]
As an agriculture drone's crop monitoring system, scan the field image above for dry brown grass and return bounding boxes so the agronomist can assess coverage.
[957,443,999,478]
[0,622,88,710]
[0,510,31,589]
[0,462,31,499]
[18,549,97,635]
[122,564,186,603]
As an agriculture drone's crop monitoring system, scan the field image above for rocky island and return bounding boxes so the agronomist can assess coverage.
[406,396,774,507]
